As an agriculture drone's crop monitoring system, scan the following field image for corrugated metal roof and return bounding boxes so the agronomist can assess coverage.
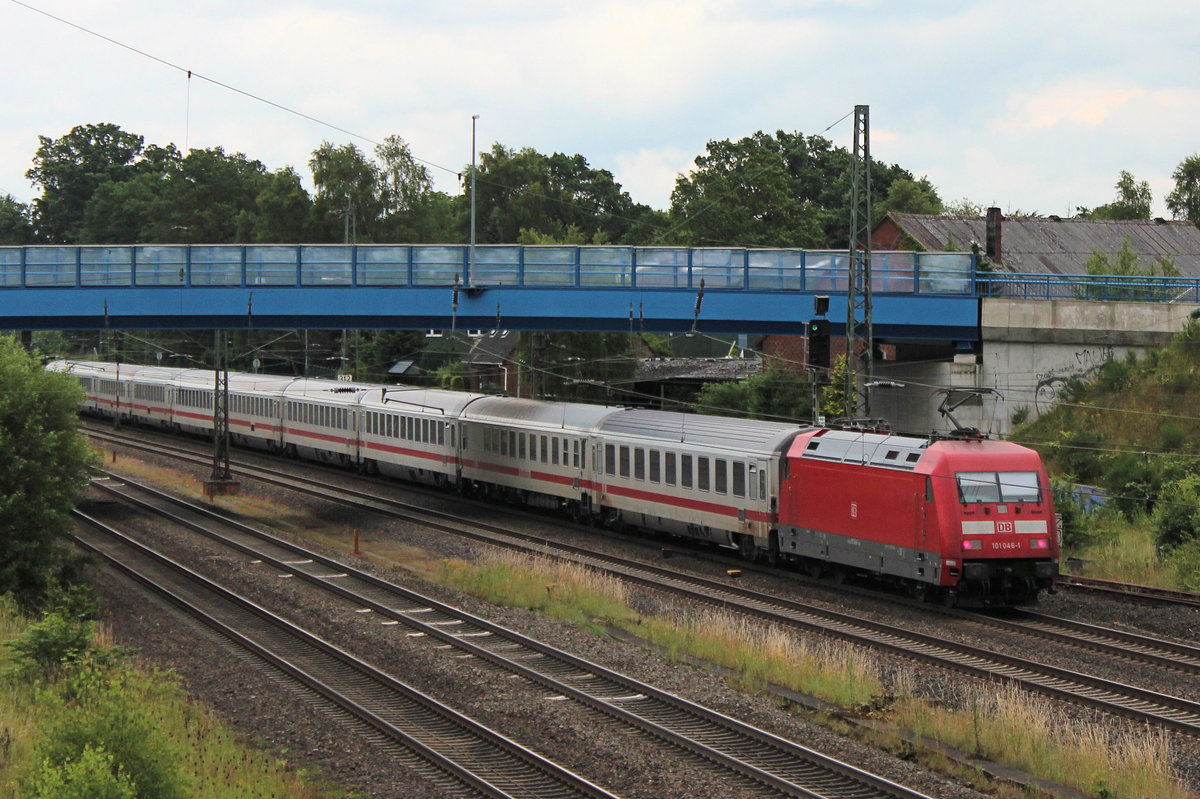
[885,213,1200,276]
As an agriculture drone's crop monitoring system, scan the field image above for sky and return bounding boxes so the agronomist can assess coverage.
[2,0,1198,221]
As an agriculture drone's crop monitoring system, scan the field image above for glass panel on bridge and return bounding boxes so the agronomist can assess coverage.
[301,246,352,285]
[693,248,744,289]
[80,247,132,287]
[412,246,462,286]
[579,247,631,287]
[471,245,520,286]
[525,246,576,286]
[135,246,186,286]
[871,252,916,293]
[805,252,848,293]
[635,248,688,288]
[748,250,803,290]
[24,247,77,287]
[357,246,409,285]
[190,246,242,286]
[247,246,298,286]
[1,248,22,287]
[918,252,972,294]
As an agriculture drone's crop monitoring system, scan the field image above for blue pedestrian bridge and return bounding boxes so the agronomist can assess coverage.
[1,244,1195,340]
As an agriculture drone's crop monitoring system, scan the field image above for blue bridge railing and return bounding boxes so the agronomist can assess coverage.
[0,244,975,295]
[975,271,1200,303]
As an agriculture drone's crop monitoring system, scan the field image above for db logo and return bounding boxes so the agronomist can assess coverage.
[996,521,1015,534]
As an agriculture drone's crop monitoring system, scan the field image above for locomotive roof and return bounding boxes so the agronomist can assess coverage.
[792,429,931,470]
[598,409,807,456]
[459,395,620,431]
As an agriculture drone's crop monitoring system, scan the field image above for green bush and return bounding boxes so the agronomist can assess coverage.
[5,611,95,680]
[24,744,137,799]
[1102,452,1161,519]
[1152,474,1200,553]
[35,661,190,799]
[1055,430,1105,483]
[1159,423,1186,452]
[1167,539,1200,591]
[1097,357,1132,393]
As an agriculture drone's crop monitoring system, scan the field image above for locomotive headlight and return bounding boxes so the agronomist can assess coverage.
[962,540,983,551]
[1031,538,1049,550]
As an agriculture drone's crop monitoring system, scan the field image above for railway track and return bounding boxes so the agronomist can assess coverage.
[1055,573,1200,608]
[88,426,1200,736]
[86,472,937,799]
[73,509,618,799]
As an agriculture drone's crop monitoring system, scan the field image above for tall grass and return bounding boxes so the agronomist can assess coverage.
[0,597,341,799]
[430,551,1190,799]
[1063,510,1173,585]
[891,682,1188,799]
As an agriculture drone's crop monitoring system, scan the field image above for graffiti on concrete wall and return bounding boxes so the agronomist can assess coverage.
[1033,345,1115,413]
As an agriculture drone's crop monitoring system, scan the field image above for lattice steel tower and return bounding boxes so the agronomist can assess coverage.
[845,104,874,418]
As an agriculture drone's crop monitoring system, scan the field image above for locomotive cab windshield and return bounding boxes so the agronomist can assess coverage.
[955,470,1042,504]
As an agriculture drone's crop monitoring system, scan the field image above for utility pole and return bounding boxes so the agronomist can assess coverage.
[205,330,238,497]
[469,114,479,288]
[845,104,874,419]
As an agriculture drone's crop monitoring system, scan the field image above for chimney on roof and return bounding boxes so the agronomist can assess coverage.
[985,207,1003,265]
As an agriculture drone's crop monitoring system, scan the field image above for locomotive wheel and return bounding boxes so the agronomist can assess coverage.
[738,535,757,562]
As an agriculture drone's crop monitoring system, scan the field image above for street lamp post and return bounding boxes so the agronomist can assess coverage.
[469,114,479,287]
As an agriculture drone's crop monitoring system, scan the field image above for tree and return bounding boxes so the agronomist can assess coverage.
[376,135,432,217]
[668,129,930,249]
[472,144,654,244]
[251,167,314,243]
[670,132,825,248]
[1076,170,1152,220]
[145,147,272,243]
[0,193,34,244]
[0,337,94,608]
[693,369,813,423]
[1077,237,1178,299]
[874,177,944,219]
[25,123,159,243]
[1166,154,1200,225]
[309,141,382,242]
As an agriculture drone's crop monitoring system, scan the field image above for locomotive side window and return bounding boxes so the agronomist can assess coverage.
[697,457,710,492]
[541,435,548,463]
[634,448,645,481]
[552,437,559,465]
[715,459,727,494]
[681,454,693,489]
[665,452,677,486]
[605,444,615,476]
[619,446,630,478]
[732,462,745,497]
[649,450,661,483]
